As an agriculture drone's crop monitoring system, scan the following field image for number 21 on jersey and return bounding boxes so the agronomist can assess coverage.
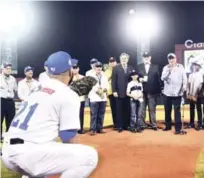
[11,101,38,131]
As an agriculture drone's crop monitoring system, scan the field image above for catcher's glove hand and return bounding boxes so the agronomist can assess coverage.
[70,76,97,96]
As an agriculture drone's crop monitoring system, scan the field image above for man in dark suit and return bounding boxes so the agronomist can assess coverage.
[112,53,134,132]
[137,52,162,130]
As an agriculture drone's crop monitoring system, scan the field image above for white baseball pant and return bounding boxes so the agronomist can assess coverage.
[2,141,98,178]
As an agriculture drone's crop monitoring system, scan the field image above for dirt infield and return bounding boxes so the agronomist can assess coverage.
[48,128,204,178]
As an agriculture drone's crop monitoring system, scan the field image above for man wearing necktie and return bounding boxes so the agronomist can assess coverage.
[112,53,135,132]
[137,52,162,131]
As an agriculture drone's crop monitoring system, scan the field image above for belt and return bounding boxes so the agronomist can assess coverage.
[9,138,24,145]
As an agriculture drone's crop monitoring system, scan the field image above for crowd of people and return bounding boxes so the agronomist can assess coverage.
[1,51,204,141]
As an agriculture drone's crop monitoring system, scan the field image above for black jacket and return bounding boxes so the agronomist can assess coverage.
[111,64,134,98]
[137,63,162,94]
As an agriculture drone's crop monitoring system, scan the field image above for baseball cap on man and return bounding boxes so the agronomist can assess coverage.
[109,57,116,63]
[95,61,103,67]
[72,59,79,69]
[3,62,12,68]
[24,66,34,73]
[46,51,78,75]
[90,58,98,64]
[167,53,176,59]
[143,52,151,57]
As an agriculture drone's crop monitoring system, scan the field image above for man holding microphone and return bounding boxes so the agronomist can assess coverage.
[161,53,187,135]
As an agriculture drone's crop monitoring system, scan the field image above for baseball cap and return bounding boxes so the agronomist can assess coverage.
[3,62,12,68]
[95,61,103,67]
[130,70,138,76]
[72,59,79,69]
[192,55,204,67]
[46,51,77,75]
[24,66,34,73]
[167,53,176,59]
[109,57,116,63]
[90,58,98,64]
[143,52,151,57]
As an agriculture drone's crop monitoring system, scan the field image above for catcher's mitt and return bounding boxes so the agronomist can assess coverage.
[70,76,97,96]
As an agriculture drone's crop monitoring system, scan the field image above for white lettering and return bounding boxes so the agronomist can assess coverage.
[185,39,193,48]
[185,39,204,49]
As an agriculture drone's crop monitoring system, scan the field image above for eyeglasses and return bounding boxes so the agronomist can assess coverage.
[96,66,102,68]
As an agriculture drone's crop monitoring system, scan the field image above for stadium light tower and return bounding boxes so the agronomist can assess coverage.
[127,9,159,65]
[0,2,33,74]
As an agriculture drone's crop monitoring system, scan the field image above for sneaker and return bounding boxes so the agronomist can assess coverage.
[175,130,187,135]
[195,125,202,131]
[185,123,195,129]
[128,127,136,133]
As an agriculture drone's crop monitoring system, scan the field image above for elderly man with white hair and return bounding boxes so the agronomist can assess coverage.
[161,53,187,135]
[111,53,135,132]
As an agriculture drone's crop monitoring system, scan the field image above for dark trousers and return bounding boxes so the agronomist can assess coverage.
[90,101,106,131]
[164,96,182,132]
[1,98,16,139]
[115,97,130,130]
[108,94,117,127]
[189,98,203,126]
[140,93,157,127]
[130,99,141,128]
[79,101,85,131]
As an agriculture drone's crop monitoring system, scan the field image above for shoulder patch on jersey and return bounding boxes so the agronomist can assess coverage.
[41,87,56,95]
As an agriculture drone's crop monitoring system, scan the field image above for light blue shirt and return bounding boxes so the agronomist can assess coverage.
[161,64,187,97]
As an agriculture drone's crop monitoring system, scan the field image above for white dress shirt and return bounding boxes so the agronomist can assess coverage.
[18,78,39,101]
[88,73,109,102]
[144,63,150,74]
[38,72,50,83]
[0,74,17,99]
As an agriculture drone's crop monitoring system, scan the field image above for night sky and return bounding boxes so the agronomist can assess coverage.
[16,1,204,78]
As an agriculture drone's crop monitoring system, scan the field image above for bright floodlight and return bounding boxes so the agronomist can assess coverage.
[128,9,135,15]
[127,11,159,40]
[0,2,32,36]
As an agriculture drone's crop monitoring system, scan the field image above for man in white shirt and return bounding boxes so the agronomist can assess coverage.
[2,51,98,178]
[161,53,187,135]
[89,62,109,135]
[186,59,204,130]
[85,58,98,77]
[18,66,39,101]
[0,62,17,142]
[38,60,50,83]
